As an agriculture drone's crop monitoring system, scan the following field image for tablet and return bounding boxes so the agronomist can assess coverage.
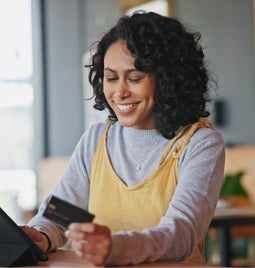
[0,207,48,267]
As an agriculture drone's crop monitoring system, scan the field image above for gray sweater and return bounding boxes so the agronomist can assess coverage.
[29,120,225,265]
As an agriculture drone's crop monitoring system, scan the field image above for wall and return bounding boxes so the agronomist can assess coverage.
[43,0,84,156]
[175,0,255,145]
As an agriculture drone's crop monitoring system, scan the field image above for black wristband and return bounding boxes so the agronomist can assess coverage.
[40,231,52,252]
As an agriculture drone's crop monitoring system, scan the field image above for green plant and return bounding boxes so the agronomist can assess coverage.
[220,171,248,197]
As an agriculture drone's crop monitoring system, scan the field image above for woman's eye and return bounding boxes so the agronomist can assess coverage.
[128,77,142,83]
[106,77,118,82]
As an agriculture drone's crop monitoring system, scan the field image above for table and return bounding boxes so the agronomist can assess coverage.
[15,250,211,267]
[210,197,255,267]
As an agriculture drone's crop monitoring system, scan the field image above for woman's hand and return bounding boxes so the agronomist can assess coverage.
[65,223,112,266]
[20,225,49,252]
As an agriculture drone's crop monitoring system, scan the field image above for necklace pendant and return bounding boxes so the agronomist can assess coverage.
[136,164,142,170]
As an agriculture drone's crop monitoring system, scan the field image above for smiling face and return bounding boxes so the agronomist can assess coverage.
[103,41,157,130]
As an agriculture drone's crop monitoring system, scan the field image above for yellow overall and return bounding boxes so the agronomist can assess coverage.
[89,118,214,264]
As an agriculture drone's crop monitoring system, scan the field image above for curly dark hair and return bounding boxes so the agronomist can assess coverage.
[87,11,214,139]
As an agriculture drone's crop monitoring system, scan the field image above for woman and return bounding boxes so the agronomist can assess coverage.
[23,11,225,266]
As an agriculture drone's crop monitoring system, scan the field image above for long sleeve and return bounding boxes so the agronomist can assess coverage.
[28,122,106,250]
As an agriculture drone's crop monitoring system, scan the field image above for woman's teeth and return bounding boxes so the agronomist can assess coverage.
[117,104,136,111]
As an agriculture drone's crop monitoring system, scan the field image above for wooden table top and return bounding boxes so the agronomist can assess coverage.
[213,197,255,222]
[17,249,212,267]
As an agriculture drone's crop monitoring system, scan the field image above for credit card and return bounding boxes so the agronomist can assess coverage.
[43,195,94,228]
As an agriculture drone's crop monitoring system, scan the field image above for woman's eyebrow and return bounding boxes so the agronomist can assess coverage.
[104,67,140,74]
[104,67,116,72]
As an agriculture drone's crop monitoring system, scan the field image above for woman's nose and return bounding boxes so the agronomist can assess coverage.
[113,81,129,100]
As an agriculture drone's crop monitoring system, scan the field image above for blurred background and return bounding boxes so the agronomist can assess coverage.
[0,0,254,224]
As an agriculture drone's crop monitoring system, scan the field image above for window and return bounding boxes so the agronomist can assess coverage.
[0,0,38,223]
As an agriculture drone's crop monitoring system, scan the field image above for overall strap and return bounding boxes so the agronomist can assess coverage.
[158,118,215,166]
